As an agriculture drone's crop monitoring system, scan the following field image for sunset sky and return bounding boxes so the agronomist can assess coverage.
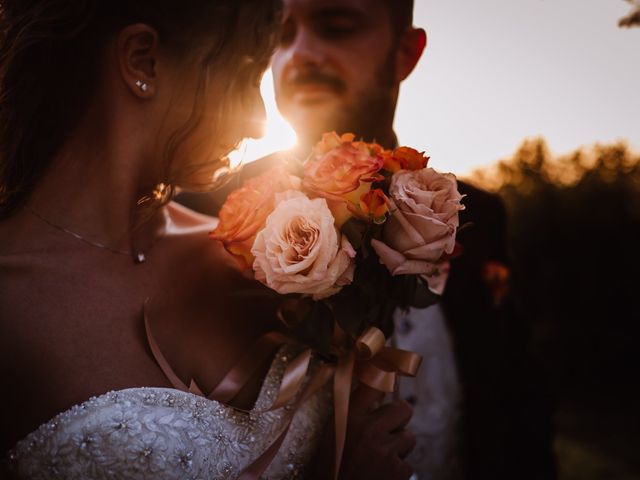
[230,0,640,177]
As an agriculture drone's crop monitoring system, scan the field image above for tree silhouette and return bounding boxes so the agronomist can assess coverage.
[471,139,640,398]
[619,0,640,27]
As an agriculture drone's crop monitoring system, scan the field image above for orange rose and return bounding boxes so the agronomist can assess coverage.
[382,147,430,173]
[210,166,301,268]
[303,133,384,225]
[312,132,356,157]
[304,136,384,200]
[359,188,389,222]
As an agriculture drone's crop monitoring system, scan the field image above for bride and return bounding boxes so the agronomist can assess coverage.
[0,1,416,479]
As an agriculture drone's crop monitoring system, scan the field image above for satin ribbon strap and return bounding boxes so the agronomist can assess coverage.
[144,305,190,392]
[207,332,291,403]
[145,298,305,409]
[238,364,334,480]
[333,350,356,480]
[189,379,205,396]
[266,348,312,411]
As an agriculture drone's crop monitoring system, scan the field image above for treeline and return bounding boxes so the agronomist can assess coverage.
[471,139,640,400]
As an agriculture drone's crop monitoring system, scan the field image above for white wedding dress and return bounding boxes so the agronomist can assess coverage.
[6,346,332,479]
[395,305,463,480]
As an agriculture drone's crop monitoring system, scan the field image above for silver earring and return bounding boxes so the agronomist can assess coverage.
[135,80,149,92]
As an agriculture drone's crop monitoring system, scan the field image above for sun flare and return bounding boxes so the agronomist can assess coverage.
[228,70,298,169]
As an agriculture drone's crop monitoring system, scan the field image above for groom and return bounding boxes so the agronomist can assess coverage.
[179,0,555,478]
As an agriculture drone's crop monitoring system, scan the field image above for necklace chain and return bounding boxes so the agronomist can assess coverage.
[24,206,149,263]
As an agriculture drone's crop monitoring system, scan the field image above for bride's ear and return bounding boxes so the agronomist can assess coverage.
[117,24,159,99]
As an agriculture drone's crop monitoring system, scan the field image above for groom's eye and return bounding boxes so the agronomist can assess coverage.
[314,13,361,40]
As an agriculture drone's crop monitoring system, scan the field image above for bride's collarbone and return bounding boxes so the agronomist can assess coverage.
[0,219,279,448]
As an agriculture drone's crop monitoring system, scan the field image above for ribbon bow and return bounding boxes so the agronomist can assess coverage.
[332,326,422,479]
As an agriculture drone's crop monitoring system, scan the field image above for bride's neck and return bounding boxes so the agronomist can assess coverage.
[27,104,166,254]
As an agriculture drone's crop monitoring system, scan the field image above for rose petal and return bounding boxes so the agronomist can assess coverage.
[385,201,427,249]
[372,238,448,287]
[401,210,451,243]
[392,259,440,276]
[403,238,451,262]
[371,238,409,274]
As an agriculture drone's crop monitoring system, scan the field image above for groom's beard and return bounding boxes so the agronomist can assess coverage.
[286,51,398,150]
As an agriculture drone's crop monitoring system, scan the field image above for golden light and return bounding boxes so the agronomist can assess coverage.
[227,70,298,169]
[230,1,639,176]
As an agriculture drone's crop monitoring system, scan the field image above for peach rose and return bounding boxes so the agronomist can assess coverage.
[304,133,384,200]
[210,166,300,268]
[303,132,384,225]
[312,131,356,156]
[251,190,356,300]
[371,168,464,294]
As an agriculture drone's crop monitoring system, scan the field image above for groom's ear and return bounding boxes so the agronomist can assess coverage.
[394,27,427,83]
[117,24,159,98]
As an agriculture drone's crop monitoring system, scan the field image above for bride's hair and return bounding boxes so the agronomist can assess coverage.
[0,0,282,218]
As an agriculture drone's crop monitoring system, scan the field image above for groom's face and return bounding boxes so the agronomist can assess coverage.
[272,0,398,144]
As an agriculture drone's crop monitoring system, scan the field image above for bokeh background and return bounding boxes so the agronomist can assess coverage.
[232,1,640,478]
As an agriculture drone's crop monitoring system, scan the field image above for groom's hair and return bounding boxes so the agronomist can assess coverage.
[387,0,415,35]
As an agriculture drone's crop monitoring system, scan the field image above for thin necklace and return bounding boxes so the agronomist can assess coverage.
[24,205,151,264]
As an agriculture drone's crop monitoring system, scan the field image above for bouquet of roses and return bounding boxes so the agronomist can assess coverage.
[212,132,465,355]
[208,132,465,478]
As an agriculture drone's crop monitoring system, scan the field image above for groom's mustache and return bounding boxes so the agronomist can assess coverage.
[284,70,347,95]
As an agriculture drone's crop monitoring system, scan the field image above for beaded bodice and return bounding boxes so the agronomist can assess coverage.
[7,348,331,479]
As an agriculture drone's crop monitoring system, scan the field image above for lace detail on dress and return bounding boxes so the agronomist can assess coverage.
[6,346,331,479]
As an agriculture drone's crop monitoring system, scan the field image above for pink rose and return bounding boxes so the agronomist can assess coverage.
[371,168,464,294]
[251,190,356,300]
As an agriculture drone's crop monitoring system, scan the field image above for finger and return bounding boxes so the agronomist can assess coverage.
[390,429,417,459]
[371,399,413,432]
[349,383,385,415]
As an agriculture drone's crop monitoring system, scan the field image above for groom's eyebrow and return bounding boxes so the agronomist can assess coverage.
[311,3,364,13]
[310,4,366,18]
[307,5,369,29]
[300,0,368,18]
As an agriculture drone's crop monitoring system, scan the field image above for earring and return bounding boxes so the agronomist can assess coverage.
[135,80,149,92]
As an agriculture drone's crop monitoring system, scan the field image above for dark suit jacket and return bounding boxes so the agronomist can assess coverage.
[176,152,556,480]
[443,182,556,479]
